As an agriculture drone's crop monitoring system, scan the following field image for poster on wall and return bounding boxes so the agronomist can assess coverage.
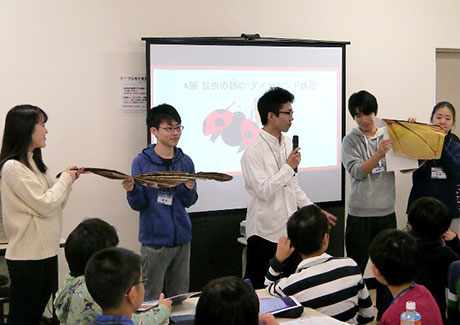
[120,76,147,113]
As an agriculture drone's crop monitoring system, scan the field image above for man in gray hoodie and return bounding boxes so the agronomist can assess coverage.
[341,90,395,319]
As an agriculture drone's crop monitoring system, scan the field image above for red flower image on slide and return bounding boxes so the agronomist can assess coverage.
[203,103,260,152]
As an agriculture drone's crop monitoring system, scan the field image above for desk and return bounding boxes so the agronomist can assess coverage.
[171,289,346,324]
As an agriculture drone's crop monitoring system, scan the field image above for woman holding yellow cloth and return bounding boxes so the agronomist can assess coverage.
[407,101,460,230]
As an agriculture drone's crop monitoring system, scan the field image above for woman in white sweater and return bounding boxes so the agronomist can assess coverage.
[0,104,82,325]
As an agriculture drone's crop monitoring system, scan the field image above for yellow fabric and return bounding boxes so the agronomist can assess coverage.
[383,119,446,159]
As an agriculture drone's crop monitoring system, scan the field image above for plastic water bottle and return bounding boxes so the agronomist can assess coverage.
[400,301,421,324]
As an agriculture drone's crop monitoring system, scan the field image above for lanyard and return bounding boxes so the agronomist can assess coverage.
[389,283,416,306]
[259,134,287,171]
[364,134,382,167]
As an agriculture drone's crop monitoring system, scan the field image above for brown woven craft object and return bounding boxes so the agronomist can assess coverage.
[84,168,233,188]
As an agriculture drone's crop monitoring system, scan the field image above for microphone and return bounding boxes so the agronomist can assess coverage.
[292,135,299,173]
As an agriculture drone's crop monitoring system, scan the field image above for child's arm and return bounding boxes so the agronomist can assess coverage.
[174,157,198,208]
[342,137,391,180]
[258,313,279,325]
[356,278,375,324]
[264,237,294,295]
[440,138,460,180]
[132,294,171,325]
[126,160,149,211]
[241,146,298,202]
[444,230,460,254]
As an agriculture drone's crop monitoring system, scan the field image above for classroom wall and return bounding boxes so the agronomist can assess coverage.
[1,0,460,284]
[437,50,460,140]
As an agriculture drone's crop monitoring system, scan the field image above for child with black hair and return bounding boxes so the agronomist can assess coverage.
[241,87,336,289]
[341,90,396,320]
[122,104,198,300]
[85,247,149,325]
[408,196,460,323]
[407,101,460,232]
[195,276,278,325]
[264,205,374,324]
[369,229,442,324]
[54,218,171,324]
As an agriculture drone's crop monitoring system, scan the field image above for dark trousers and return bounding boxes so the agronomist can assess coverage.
[244,235,301,289]
[6,255,58,325]
[345,213,396,320]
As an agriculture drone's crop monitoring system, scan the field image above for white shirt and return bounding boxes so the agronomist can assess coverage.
[241,129,313,243]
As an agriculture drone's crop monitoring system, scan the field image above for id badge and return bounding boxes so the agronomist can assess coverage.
[372,159,386,174]
[431,167,447,179]
[157,193,173,206]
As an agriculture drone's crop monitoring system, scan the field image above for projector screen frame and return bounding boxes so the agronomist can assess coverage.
[142,35,350,209]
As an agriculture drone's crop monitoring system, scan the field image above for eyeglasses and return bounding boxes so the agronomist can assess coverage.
[159,126,184,133]
[278,110,294,116]
[126,277,149,296]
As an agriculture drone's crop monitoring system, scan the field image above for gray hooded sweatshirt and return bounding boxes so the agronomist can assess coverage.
[341,127,395,216]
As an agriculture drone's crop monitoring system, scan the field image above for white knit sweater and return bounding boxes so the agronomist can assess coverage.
[0,153,72,260]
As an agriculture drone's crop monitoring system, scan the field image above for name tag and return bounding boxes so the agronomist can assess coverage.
[372,159,386,174]
[431,167,447,179]
[157,194,173,205]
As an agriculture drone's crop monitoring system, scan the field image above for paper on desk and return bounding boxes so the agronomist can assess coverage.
[282,315,346,324]
[383,127,418,172]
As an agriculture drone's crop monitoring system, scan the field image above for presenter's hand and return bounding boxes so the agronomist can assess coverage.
[184,179,196,190]
[322,210,337,227]
[76,167,86,178]
[158,293,172,312]
[275,236,295,263]
[287,147,301,170]
[122,178,135,191]
[442,229,457,243]
[408,117,417,123]
[64,166,79,183]
[377,139,392,158]
[258,313,279,325]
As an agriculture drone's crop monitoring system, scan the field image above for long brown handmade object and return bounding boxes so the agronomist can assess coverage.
[83,168,233,188]
[383,119,446,160]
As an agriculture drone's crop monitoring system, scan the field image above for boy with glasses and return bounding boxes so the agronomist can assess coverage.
[86,247,152,325]
[241,87,336,289]
[122,104,198,300]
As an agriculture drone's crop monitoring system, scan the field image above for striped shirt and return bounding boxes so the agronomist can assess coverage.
[265,253,374,324]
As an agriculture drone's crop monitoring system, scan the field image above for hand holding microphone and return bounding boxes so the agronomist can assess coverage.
[287,135,300,172]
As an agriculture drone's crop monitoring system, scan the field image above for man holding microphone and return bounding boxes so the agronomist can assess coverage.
[241,87,336,289]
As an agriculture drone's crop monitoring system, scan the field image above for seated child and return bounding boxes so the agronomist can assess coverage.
[195,276,278,325]
[408,197,460,323]
[448,260,460,325]
[369,228,442,324]
[54,218,171,324]
[85,247,148,325]
[264,205,374,324]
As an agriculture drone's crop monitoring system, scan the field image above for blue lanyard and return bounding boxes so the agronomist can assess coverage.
[389,283,416,306]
